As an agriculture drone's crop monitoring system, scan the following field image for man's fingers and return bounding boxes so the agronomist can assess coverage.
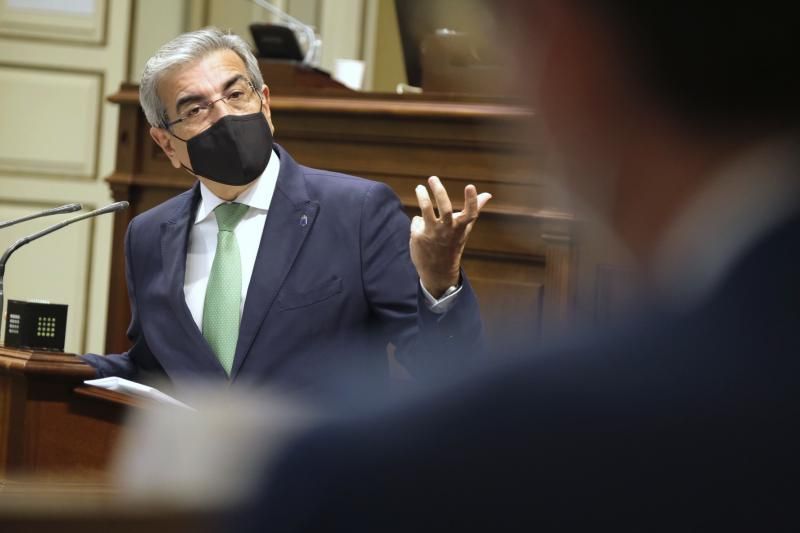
[455,187,492,226]
[415,184,436,224]
[420,177,492,229]
[428,176,453,224]
[462,185,479,222]
[476,192,492,211]
[410,215,425,234]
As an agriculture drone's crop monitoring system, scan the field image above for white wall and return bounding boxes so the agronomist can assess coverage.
[0,0,132,354]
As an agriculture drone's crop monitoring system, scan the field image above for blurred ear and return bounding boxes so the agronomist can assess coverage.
[150,127,182,169]
[532,2,634,162]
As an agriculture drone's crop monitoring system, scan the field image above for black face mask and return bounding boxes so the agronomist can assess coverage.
[183,112,273,186]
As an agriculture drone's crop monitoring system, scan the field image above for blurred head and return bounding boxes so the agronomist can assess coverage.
[501,1,800,253]
[506,1,799,139]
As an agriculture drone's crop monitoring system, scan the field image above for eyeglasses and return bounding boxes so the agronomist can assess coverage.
[164,80,262,139]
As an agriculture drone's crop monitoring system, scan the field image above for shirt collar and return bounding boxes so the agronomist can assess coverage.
[649,136,800,311]
[194,148,280,224]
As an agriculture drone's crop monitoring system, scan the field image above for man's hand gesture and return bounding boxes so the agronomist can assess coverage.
[410,176,492,298]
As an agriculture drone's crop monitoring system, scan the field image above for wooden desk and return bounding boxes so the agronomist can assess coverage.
[104,84,575,354]
[0,478,218,533]
[0,347,128,480]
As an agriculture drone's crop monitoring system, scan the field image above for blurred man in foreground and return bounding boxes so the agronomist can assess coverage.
[241,1,800,530]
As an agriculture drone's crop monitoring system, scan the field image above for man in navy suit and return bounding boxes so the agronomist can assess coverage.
[81,28,489,391]
[242,1,800,530]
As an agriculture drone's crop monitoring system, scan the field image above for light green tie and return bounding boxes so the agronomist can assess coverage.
[202,202,249,375]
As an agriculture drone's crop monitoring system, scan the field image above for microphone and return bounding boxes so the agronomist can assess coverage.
[0,201,129,325]
[0,203,82,230]
[251,0,321,65]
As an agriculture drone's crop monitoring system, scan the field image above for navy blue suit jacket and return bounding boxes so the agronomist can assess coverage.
[244,206,800,529]
[83,146,484,391]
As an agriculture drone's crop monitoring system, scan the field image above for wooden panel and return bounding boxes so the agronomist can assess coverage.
[0,480,219,533]
[0,373,25,477]
[0,64,101,179]
[19,379,123,477]
[0,347,126,479]
[0,0,108,45]
[462,252,544,347]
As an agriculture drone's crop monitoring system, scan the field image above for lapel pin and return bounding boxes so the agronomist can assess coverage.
[300,214,308,227]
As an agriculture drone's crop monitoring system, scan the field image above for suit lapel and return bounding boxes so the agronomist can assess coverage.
[160,184,224,373]
[231,147,319,378]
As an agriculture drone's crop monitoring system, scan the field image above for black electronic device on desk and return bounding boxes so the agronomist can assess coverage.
[4,299,67,351]
[250,24,304,61]
[0,201,130,353]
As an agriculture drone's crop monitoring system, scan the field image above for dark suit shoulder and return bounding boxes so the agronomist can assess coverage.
[298,165,396,203]
[129,187,196,232]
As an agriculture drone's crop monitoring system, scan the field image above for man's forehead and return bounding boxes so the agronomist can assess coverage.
[158,49,248,105]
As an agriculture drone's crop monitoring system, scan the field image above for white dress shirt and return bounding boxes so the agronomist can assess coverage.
[183,149,459,332]
[184,150,279,330]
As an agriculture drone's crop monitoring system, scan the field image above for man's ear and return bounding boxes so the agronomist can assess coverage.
[261,84,275,134]
[150,126,182,169]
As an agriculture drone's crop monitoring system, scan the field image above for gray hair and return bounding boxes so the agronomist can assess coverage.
[139,27,264,127]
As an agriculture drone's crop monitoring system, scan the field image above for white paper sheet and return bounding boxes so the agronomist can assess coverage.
[84,377,194,410]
